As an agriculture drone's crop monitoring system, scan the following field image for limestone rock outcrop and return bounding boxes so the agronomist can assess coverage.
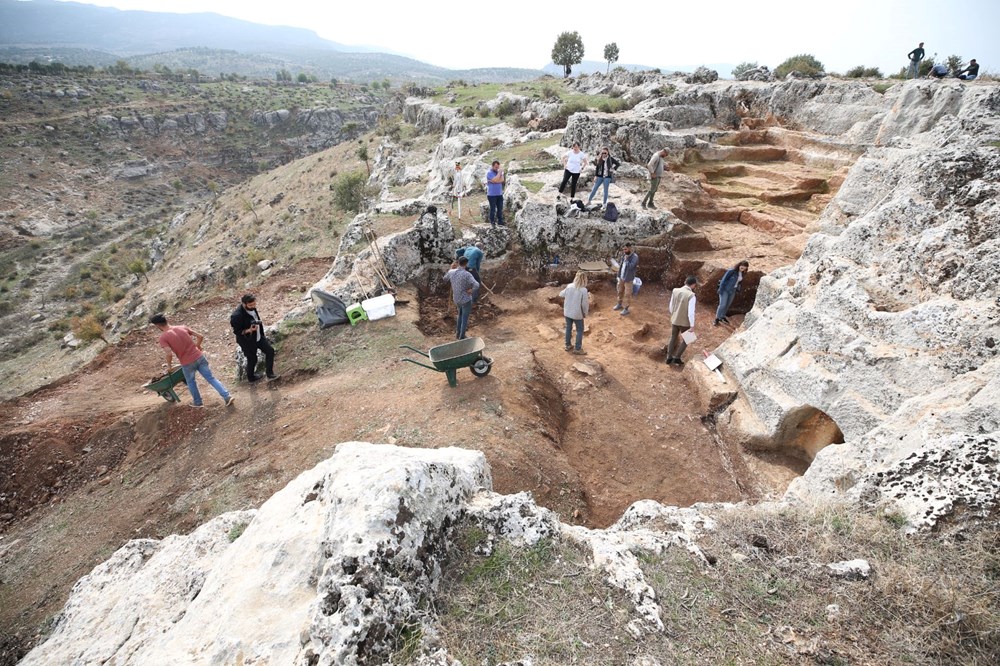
[23,443,713,665]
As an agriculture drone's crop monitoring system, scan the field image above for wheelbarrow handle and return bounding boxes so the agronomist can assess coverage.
[400,357,439,372]
[398,344,430,358]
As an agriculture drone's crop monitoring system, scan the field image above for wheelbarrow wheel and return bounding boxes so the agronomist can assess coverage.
[470,357,492,378]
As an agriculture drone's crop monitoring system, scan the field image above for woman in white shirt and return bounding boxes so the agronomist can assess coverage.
[558,142,588,199]
[559,271,590,354]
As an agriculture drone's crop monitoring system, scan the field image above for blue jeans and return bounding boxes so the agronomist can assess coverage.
[908,60,920,79]
[487,195,504,225]
[469,268,481,303]
[456,301,472,339]
[716,289,736,320]
[564,317,584,350]
[587,176,612,205]
[181,355,231,406]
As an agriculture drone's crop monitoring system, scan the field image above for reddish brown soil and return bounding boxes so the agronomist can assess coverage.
[0,255,763,663]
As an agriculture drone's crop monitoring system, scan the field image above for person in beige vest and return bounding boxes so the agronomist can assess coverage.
[666,275,698,365]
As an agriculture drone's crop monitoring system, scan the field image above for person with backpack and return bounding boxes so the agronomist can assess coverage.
[559,271,590,355]
[611,242,639,316]
[715,260,749,326]
[586,147,620,208]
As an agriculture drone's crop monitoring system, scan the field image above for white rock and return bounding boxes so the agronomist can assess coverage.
[826,559,871,580]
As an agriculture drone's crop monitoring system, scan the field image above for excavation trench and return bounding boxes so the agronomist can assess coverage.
[413,126,859,527]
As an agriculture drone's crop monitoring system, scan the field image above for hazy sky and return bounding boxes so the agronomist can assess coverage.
[53,0,998,74]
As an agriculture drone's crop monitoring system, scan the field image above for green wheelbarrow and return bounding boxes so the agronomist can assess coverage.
[400,337,493,387]
[143,367,187,402]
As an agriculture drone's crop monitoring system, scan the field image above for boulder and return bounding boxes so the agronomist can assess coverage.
[684,67,719,85]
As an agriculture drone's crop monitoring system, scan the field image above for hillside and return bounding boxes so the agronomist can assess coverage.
[0,0,544,84]
[2,70,1000,664]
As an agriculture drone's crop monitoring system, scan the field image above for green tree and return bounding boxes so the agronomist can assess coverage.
[774,54,824,79]
[297,72,309,83]
[552,31,585,78]
[603,42,619,74]
[946,54,963,74]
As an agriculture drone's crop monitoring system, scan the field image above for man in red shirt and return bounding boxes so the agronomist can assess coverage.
[150,314,234,407]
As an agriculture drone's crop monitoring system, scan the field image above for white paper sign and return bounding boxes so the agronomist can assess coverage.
[681,330,697,345]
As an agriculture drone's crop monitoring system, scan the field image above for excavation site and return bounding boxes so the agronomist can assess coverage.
[3,68,998,665]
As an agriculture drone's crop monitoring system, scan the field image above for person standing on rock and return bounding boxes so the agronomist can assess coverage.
[666,275,699,366]
[586,147,621,208]
[907,42,925,79]
[560,271,590,355]
[230,294,278,383]
[642,148,668,209]
[611,242,639,316]
[444,256,479,340]
[558,142,588,199]
[450,162,467,220]
[715,260,749,326]
[150,314,235,407]
[486,160,505,226]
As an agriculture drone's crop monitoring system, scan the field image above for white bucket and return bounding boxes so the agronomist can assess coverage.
[361,294,396,320]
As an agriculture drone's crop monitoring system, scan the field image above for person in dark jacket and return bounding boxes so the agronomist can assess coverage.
[957,59,979,81]
[230,293,278,382]
[586,147,621,207]
[611,242,639,316]
[715,260,749,326]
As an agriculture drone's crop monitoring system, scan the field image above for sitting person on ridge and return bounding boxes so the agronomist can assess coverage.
[957,59,979,81]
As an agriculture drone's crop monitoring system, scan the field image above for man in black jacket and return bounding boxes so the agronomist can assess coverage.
[230,294,278,382]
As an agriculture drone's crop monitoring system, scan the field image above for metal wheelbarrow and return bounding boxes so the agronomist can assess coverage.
[400,337,493,387]
[143,367,186,402]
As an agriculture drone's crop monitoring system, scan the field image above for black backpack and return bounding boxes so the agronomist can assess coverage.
[603,202,620,222]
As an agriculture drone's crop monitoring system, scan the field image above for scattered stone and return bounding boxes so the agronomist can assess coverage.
[257,259,275,272]
[826,559,871,580]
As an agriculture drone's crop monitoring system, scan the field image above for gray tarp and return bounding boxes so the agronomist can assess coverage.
[310,289,348,328]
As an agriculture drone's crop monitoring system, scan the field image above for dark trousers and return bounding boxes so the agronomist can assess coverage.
[239,335,275,380]
[558,170,581,197]
[469,267,481,303]
[487,195,504,225]
[667,325,689,360]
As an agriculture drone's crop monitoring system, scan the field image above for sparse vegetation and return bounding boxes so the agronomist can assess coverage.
[70,313,109,344]
[227,521,249,542]
[439,508,1000,665]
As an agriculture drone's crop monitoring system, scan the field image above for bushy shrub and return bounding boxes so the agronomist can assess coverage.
[477,106,490,118]
[71,313,108,344]
[775,54,824,78]
[333,171,369,213]
[495,99,515,117]
[511,113,529,128]
[540,83,560,100]
[846,66,883,79]
[462,106,475,118]
[597,98,630,113]
[731,62,758,79]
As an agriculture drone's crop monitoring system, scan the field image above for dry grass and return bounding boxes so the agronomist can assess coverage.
[434,508,1000,665]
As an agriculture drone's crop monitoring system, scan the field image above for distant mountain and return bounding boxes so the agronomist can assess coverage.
[0,0,544,83]
[0,0,339,54]
[542,60,739,79]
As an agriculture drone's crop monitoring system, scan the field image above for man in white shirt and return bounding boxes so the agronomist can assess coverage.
[666,275,698,365]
